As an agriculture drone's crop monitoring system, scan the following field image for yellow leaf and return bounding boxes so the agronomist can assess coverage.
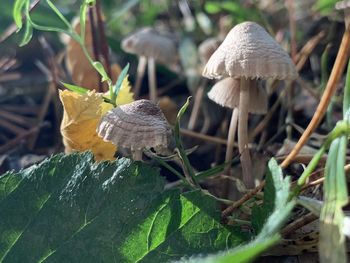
[59,77,134,162]
[59,90,116,161]
[116,76,134,106]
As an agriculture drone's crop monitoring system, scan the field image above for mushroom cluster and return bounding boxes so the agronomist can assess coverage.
[203,21,297,188]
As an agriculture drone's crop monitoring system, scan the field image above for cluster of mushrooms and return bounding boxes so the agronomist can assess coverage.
[97,21,297,189]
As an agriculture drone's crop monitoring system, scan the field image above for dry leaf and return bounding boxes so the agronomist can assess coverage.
[59,78,134,161]
[158,96,178,125]
[65,18,121,91]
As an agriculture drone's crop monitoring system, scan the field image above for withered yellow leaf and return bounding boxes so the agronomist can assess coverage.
[59,81,134,162]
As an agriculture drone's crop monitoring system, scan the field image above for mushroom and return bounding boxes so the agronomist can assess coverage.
[208,78,267,175]
[97,99,172,160]
[203,22,297,188]
[121,27,177,102]
[188,37,221,131]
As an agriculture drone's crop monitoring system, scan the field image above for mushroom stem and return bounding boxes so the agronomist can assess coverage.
[224,107,239,175]
[133,56,147,99]
[132,149,143,161]
[188,80,206,130]
[147,57,157,102]
[238,78,254,188]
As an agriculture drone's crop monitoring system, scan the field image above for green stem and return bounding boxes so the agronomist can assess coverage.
[290,120,350,198]
[152,155,191,187]
[175,97,199,187]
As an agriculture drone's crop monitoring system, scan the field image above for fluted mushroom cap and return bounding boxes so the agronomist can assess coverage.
[198,38,221,65]
[202,22,297,80]
[208,78,268,114]
[97,100,171,150]
[121,27,177,65]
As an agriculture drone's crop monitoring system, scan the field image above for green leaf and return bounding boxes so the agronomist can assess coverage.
[319,136,348,263]
[0,152,248,262]
[252,159,283,234]
[178,158,295,263]
[176,234,279,263]
[343,60,350,120]
[13,0,26,30]
[19,17,33,46]
[204,2,222,14]
[112,63,129,104]
[93,61,110,82]
[313,0,338,15]
[61,82,89,94]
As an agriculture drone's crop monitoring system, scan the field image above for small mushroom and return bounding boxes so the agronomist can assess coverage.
[121,27,177,102]
[97,99,172,160]
[208,78,267,174]
[203,22,297,188]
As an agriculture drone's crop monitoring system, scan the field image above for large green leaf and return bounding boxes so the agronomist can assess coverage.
[177,159,295,263]
[0,152,247,262]
[251,158,289,234]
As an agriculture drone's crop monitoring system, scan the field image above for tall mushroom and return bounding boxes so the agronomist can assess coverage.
[97,99,171,160]
[203,22,297,188]
[208,78,267,175]
[121,27,177,102]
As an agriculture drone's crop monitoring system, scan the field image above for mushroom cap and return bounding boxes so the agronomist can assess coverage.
[202,21,297,80]
[121,27,177,64]
[97,99,171,150]
[208,78,268,114]
[198,37,221,65]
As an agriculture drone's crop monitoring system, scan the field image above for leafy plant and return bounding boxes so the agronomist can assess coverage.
[0,152,249,262]
[13,0,126,106]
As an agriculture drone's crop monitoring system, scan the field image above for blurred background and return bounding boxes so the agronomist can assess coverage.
[0,0,347,178]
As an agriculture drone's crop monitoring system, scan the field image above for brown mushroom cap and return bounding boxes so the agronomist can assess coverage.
[97,99,171,150]
[202,21,297,80]
[121,27,177,65]
[208,78,268,114]
[198,38,221,65]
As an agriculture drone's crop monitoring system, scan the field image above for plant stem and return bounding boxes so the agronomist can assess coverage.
[148,57,157,102]
[174,97,199,187]
[238,78,254,188]
[133,56,147,98]
[224,107,239,175]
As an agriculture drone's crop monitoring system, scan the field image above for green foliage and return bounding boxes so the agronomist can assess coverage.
[319,136,348,263]
[13,0,26,29]
[112,63,130,105]
[178,159,295,263]
[175,235,279,263]
[0,152,248,262]
[313,0,338,15]
[318,61,350,263]
[204,1,259,23]
[61,82,89,95]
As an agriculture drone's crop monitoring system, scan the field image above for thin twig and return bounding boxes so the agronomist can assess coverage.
[281,212,318,237]
[222,181,265,218]
[281,25,350,168]
[88,5,102,92]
